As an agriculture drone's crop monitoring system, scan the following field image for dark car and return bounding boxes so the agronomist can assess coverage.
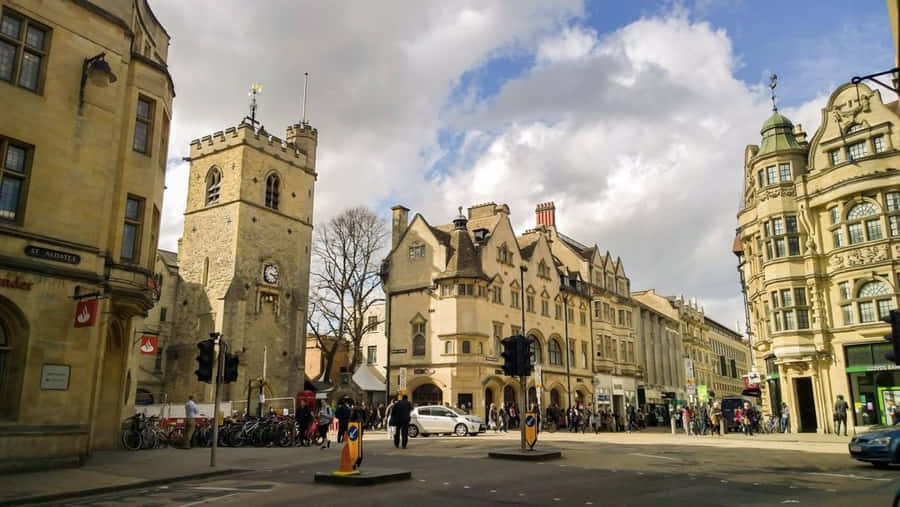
[849,422,900,468]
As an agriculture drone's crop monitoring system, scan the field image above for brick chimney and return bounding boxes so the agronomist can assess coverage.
[391,205,409,249]
[535,201,556,227]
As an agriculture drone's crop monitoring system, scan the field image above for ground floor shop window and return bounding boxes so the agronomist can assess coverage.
[845,342,900,426]
[412,383,443,406]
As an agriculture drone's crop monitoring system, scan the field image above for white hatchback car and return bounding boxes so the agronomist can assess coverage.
[408,406,485,437]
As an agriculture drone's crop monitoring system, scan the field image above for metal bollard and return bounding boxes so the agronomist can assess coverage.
[720,417,726,436]
[670,416,676,435]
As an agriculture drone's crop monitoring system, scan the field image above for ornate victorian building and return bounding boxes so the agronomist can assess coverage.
[381,202,637,419]
[736,82,900,433]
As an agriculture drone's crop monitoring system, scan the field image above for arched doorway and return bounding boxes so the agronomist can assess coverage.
[575,390,586,407]
[528,387,537,410]
[550,388,561,408]
[484,387,496,420]
[412,383,443,406]
[503,385,516,407]
[0,296,28,421]
[94,319,128,449]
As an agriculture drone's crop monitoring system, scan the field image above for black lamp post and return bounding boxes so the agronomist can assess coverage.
[563,293,572,411]
[79,52,117,113]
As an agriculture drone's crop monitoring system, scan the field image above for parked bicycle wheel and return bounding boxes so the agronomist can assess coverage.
[122,430,142,451]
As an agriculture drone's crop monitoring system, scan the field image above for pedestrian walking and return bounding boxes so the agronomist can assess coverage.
[179,394,198,449]
[833,395,849,436]
[335,399,351,443]
[710,401,722,436]
[489,403,498,432]
[780,402,791,433]
[499,403,509,432]
[390,394,413,449]
[297,399,313,446]
[317,399,334,449]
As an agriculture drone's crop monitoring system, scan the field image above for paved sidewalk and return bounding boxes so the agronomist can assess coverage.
[0,445,343,506]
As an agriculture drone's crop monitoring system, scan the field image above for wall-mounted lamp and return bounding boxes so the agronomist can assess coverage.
[79,52,117,112]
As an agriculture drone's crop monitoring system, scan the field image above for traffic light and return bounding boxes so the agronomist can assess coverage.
[501,336,519,376]
[223,353,239,383]
[517,335,533,377]
[195,338,215,383]
[882,309,900,365]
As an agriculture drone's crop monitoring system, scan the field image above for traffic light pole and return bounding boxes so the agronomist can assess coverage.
[519,265,528,451]
[210,333,225,467]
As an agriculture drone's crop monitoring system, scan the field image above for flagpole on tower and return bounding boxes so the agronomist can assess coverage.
[301,72,309,126]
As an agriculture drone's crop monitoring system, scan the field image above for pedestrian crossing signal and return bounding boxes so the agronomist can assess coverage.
[501,336,519,376]
[223,353,239,383]
[194,339,215,383]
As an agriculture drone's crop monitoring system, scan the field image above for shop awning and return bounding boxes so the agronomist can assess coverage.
[352,364,386,392]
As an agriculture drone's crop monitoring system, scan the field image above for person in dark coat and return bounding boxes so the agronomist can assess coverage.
[335,399,351,443]
[390,394,413,449]
[297,399,313,446]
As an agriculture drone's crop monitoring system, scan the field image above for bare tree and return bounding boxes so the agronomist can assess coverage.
[307,207,387,383]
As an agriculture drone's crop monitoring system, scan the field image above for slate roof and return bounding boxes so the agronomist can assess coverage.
[158,249,178,269]
[435,224,488,280]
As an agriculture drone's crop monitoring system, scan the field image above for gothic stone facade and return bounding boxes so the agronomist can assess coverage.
[737,82,900,433]
[161,121,317,404]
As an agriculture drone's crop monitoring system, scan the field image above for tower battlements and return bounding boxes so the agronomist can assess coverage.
[189,122,317,171]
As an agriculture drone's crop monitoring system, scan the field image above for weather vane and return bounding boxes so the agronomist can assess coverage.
[247,83,262,127]
[769,73,778,112]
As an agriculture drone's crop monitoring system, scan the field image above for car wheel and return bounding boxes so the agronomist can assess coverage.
[408,425,419,438]
[455,424,468,437]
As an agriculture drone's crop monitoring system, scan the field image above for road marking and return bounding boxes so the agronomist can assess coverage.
[464,486,470,489]
[443,482,450,486]
[194,487,258,492]
[490,490,497,493]
[753,483,760,486]
[418,479,426,482]
[789,486,797,489]
[781,501,799,504]
[519,493,526,496]
[629,453,679,462]
[586,503,593,505]
[553,498,561,502]
[806,472,890,482]
[720,480,728,483]
[180,493,240,507]
[826,489,836,493]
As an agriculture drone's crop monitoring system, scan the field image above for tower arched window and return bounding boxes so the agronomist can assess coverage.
[855,280,894,324]
[548,339,562,366]
[205,168,221,205]
[846,202,881,245]
[265,173,280,210]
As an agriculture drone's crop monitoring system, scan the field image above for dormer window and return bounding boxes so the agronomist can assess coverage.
[537,260,550,279]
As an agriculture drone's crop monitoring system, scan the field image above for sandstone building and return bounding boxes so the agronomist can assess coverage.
[380,202,638,419]
[0,0,174,469]
[736,82,900,432]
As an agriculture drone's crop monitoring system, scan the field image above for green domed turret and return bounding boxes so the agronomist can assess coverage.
[758,110,802,155]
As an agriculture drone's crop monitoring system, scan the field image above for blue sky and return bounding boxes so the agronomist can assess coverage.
[155,0,895,331]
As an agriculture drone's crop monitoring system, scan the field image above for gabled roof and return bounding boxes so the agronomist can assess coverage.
[435,221,488,281]
[158,249,178,270]
[557,232,593,260]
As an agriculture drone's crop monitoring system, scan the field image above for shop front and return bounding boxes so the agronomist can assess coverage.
[845,342,900,427]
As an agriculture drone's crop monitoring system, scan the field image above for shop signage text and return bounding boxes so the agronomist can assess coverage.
[0,276,33,290]
[390,348,407,354]
[25,245,81,265]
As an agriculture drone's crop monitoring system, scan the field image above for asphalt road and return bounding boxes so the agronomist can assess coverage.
[46,435,898,507]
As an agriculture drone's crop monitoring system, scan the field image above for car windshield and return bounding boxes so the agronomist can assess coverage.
[448,407,467,416]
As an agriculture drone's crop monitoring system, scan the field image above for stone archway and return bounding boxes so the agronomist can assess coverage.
[93,318,128,449]
[0,295,28,421]
[503,384,517,407]
[412,383,443,406]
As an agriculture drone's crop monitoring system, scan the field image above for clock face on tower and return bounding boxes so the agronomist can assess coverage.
[263,264,279,285]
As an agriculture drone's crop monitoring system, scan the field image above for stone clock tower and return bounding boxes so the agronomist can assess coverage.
[165,120,317,403]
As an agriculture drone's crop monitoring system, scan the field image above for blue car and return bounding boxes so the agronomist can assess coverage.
[849,422,900,468]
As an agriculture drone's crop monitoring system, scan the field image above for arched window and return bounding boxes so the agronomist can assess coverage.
[846,202,882,245]
[412,384,443,406]
[0,303,27,420]
[265,173,280,210]
[462,340,470,354]
[444,341,453,354]
[855,280,894,324]
[548,339,562,365]
[205,168,222,204]
[528,335,542,365]
[412,335,426,356]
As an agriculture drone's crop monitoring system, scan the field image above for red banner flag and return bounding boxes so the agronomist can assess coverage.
[74,299,98,328]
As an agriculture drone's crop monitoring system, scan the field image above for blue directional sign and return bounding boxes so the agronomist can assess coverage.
[525,415,536,427]
[348,425,359,441]
[524,412,537,448]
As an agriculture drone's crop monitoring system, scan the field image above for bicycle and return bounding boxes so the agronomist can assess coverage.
[121,413,145,451]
